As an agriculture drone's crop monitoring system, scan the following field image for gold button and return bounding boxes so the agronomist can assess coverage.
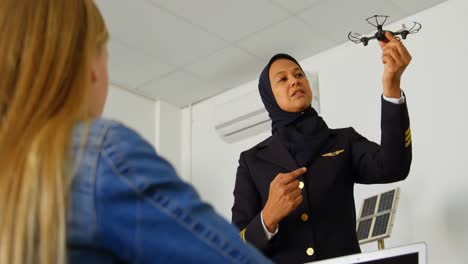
[301,213,309,222]
[306,247,315,256]
[299,181,304,189]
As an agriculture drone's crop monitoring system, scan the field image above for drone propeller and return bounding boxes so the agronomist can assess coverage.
[348,32,362,43]
[392,22,422,40]
[347,32,376,46]
[366,15,389,28]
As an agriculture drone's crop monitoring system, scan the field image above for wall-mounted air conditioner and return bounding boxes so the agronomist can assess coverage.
[214,72,320,143]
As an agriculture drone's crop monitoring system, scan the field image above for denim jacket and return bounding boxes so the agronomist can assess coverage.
[67,118,270,264]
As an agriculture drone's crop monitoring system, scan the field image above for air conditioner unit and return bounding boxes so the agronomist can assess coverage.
[214,88,270,143]
[214,72,320,143]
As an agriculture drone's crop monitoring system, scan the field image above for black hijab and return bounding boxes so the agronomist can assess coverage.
[259,53,331,167]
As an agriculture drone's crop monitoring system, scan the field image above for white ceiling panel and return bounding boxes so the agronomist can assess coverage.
[299,0,406,44]
[107,40,175,89]
[96,0,448,108]
[95,0,228,66]
[137,70,217,107]
[149,0,290,42]
[185,46,264,86]
[237,17,337,61]
[269,0,322,13]
[390,0,447,15]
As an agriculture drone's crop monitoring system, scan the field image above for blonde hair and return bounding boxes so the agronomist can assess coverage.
[0,0,108,263]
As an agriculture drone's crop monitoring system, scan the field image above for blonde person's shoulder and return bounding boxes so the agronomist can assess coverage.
[72,118,151,152]
[72,118,118,149]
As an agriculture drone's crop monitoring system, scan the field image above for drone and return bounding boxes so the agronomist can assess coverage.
[348,15,421,46]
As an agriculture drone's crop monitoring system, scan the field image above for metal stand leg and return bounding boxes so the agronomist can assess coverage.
[378,240,385,250]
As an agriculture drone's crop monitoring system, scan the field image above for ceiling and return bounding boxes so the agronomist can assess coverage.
[95,0,446,107]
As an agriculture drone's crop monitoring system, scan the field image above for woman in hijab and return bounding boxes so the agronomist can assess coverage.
[232,32,412,263]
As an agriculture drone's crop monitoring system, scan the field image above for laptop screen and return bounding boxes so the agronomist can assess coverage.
[359,252,418,264]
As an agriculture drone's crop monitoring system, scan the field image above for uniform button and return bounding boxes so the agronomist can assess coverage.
[306,247,315,256]
[299,181,304,189]
[301,213,309,222]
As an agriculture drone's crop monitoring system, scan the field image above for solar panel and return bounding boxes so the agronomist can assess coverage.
[378,190,395,212]
[356,188,400,245]
[357,218,373,240]
[361,195,378,218]
[372,213,391,237]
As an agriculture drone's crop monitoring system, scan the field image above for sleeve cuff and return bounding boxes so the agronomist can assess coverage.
[382,91,405,104]
[261,211,278,240]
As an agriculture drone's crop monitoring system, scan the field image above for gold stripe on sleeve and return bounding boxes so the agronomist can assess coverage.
[240,228,246,242]
[405,138,412,148]
[405,127,411,136]
[405,132,411,143]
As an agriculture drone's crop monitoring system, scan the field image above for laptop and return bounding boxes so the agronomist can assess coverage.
[309,242,427,264]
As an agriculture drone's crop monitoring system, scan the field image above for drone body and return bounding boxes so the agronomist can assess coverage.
[349,15,421,46]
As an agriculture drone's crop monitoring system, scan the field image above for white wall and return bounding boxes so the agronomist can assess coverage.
[103,85,184,174]
[180,105,193,182]
[155,100,183,175]
[187,0,468,263]
[103,85,156,145]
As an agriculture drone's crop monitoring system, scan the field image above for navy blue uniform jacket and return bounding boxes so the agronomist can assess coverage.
[232,98,412,263]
